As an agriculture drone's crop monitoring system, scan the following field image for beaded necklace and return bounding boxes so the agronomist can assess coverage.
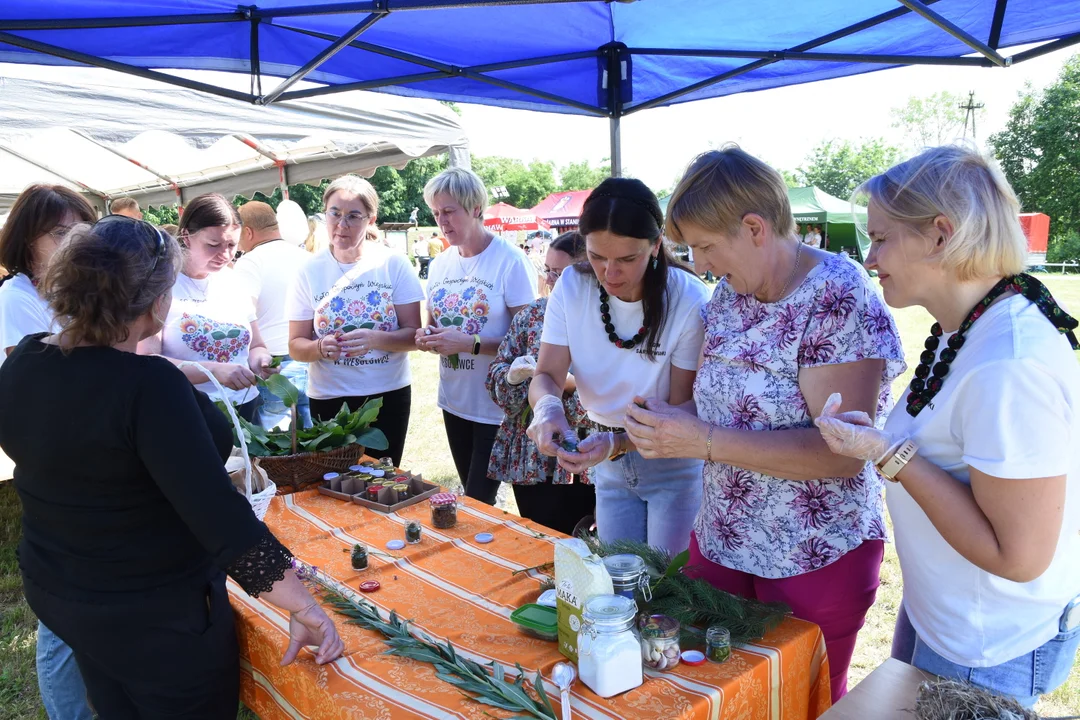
[599,286,647,350]
[907,273,1079,417]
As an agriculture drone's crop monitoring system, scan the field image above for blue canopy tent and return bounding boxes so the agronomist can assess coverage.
[2,1,1080,175]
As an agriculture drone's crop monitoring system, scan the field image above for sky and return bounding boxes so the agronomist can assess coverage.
[454,44,1078,192]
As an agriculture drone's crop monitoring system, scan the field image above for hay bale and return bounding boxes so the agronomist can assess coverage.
[914,679,1039,720]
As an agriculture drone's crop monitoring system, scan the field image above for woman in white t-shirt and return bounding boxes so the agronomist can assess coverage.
[527,178,709,553]
[287,176,424,466]
[139,194,275,422]
[416,168,538,504]
[0,183,97,720]
[817,146,1080,707]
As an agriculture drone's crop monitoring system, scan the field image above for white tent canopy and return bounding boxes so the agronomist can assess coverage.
[0,67,469,213]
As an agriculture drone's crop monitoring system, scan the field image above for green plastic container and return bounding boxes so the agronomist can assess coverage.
[511,603,559,641]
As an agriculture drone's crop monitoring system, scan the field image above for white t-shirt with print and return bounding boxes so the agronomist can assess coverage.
[427,237,538,424]
[161,270,258,407]
[233,240,312,355]
[542,265,710,427]
[0,274,56,367]
[286,244,424,400]
[885,294,1080,667]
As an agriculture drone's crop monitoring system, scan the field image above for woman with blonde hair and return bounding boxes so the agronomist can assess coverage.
[625,146,904,700]
[287,175,423,465]
[817,145,1080,706]
[417,167,537,503]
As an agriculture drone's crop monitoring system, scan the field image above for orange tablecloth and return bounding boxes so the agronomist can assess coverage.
[229,489,832,720]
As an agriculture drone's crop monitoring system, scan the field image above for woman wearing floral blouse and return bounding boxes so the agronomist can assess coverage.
[486,232,595,534]
[626,146,905,702]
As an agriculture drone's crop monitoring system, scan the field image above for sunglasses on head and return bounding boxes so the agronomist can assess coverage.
[95,214,168,296]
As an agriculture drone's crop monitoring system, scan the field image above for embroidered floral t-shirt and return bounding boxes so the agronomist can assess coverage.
[286,244,424,400]
[693,254,906,578]
[161,270,258,407]
[427,236,537,424]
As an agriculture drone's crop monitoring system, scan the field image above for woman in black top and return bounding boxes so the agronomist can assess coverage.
[0,216,343,719]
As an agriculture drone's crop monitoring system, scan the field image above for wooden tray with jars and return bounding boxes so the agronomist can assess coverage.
[316,457,441,513]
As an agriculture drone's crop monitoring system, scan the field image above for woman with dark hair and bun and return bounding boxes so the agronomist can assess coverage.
[527,179,710,553]
[0,216,343,718]
[0,184,97,720]
[486,232,596,535]
[138,193,275,422]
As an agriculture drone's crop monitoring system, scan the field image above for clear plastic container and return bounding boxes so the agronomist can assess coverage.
[639,614,680,671]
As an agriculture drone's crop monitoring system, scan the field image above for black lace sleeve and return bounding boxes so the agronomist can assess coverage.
[226,527,294,597]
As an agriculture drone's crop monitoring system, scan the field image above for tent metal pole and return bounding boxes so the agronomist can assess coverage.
[0,13,239,30]
[70,130,182,198]
[0,31,257,103]
[609,116,622,178]
[624,0,949,116]
[260,10,386,105]
[250,17,263,97]
[988,0,1009,48]
[895,0,1009,66]
[627,47,990,66]
[0,143,111,201]
[254,0,580,19]
[1012,32,1080,63]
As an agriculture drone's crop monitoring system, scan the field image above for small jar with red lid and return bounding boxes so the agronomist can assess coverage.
[430,493,458,529]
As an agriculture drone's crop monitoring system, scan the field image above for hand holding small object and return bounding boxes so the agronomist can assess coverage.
[814,392,893,462]
[527,394,573,456]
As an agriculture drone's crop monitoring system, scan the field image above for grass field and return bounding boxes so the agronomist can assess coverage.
[2,275,1079,718]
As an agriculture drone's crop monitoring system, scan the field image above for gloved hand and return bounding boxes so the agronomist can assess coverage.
[814,393,895,463]
[557,432,616,474]
[507,355,537,385]
[527,394,574,457]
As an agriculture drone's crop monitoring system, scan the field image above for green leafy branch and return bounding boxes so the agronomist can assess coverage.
[581,536,790,647]
[316,586,556,719]
[219,394,389,457]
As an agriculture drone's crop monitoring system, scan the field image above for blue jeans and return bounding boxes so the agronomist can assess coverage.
[257,356,311,430]
[592,451,703,554]
[37,621,93,720]
[893,600,1080,707]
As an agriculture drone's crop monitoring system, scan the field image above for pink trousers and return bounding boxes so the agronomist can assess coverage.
[687,533,884,703]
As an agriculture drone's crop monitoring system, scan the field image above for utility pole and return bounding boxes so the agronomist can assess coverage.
[960,90,985,140]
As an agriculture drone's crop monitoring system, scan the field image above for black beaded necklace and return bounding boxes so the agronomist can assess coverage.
[907,273,1079,417]
[599,286,647,350]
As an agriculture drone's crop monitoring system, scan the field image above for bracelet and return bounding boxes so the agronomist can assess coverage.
[878,438,919,482]
[608,433,628,462]
[706,425,714,463]
[316,335,326,359]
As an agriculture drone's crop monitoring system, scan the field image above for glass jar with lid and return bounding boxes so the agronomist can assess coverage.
[639,614,680,671]
[577,594,643,698]
[430,493,458,528]
[603,554,652,602]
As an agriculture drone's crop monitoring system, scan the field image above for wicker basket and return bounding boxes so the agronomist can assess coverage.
[255,443,366,492]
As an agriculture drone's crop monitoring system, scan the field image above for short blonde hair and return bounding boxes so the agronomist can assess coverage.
[666,145,794,244]
[237,200,278,231]
[857,145,1026,282]
[423,167,488,218]
[323,174,379,216]
[109,197,139,214]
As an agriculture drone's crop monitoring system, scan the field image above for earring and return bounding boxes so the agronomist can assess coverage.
[651,256,658,270]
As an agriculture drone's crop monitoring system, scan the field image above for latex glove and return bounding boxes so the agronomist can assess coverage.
[507,355,537,385]
[814,393,894,463]
[556,432,616,474]
[281,601,345,666]
[526,394,573,456]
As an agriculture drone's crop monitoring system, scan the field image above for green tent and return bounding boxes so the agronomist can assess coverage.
[659,186,870,261]
[788,186,870,261]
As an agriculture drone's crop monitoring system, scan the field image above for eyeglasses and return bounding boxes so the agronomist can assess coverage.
[326,209,370,226]
[544,267,564,279]
[95,214,168,297]
[47,224,73,240]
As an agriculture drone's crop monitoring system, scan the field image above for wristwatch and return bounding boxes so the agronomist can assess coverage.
[471,334,482,356]
[878,438,919,482]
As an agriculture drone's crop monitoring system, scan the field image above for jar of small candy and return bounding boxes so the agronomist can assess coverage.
[430,493,458,529]
[639,614,680,671]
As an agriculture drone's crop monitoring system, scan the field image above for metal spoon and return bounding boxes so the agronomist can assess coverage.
[552,662,576,720]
